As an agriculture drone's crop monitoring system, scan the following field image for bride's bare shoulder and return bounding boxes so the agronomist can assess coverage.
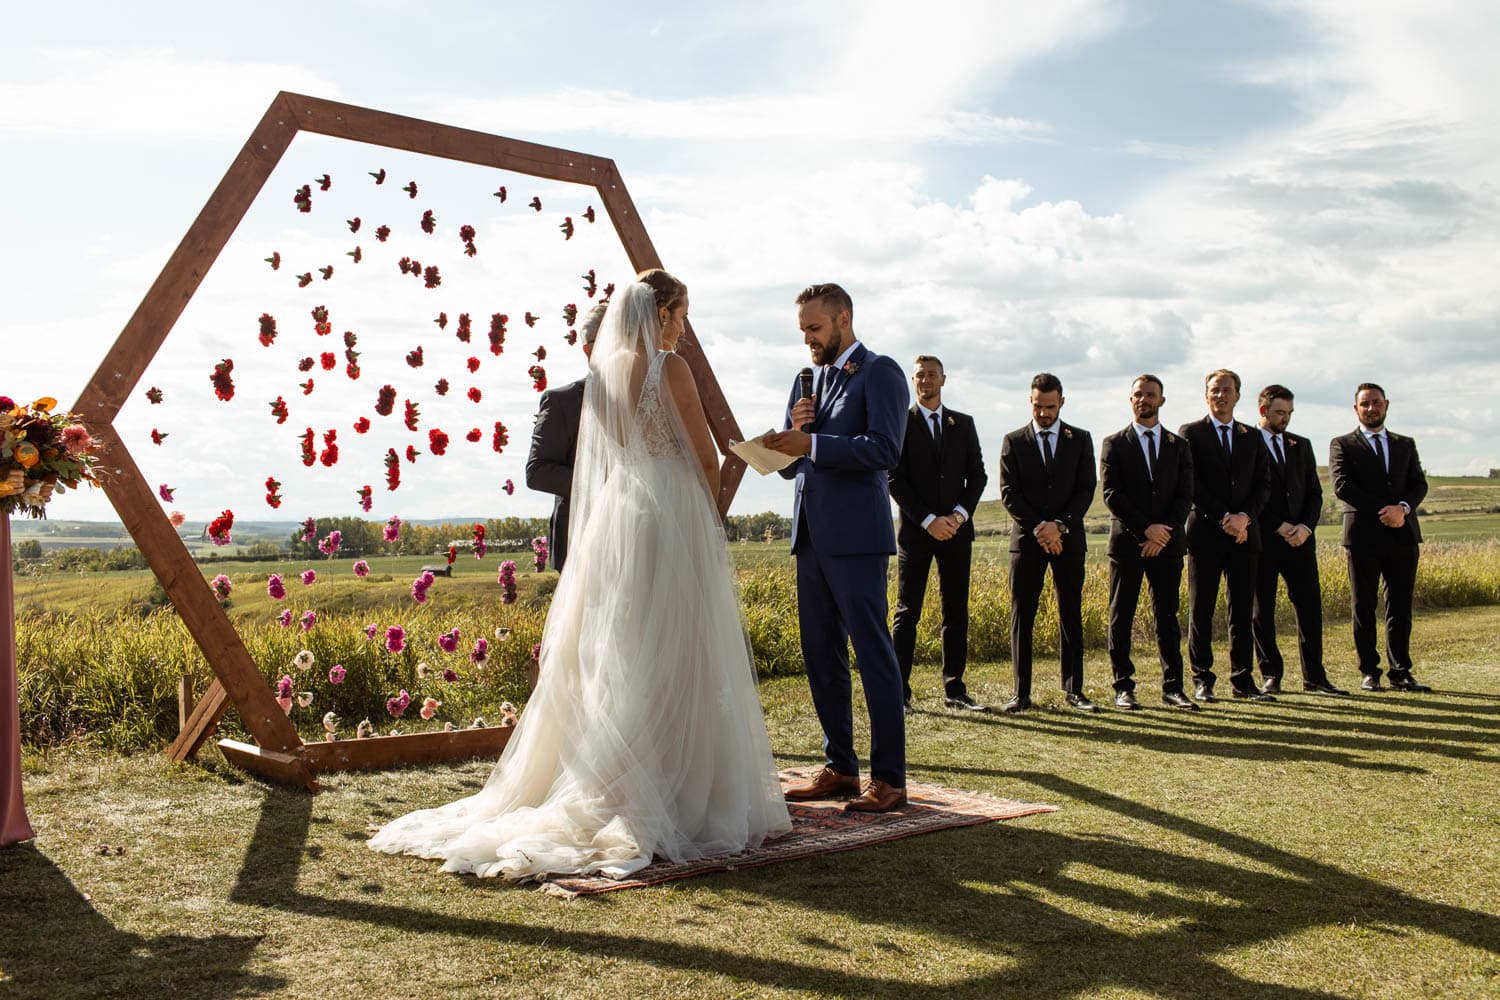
[660,352,696,391]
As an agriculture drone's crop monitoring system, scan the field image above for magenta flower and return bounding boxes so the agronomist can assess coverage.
[328,664,347,685]
[277,674,294,699]
[530,643,542,663]
[158,484,175,502]
[210,574,232,600]
[437,628,460,653]
[267,574,286,600]
[353,559,371,577]
[301,569,317,586]
[385,689,412,718]
[385,625,406,653]
[441,668,458,683]
[277,609,293,627]
[383,515,401,542]
[411,570,436,603]
[299,610,317,630]
[364,622,380,640]
[471,637,489,665]
[502,479,515,496]
[498,560,517,605]
[301,517,316,542]
[318,530,342,557]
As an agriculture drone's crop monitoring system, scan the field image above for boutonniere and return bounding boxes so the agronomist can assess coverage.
[1164,432,1176,443]
[1236,424,1247,435]
[946,415,955,427]
[1287,438,1299,447]
[1063,427,1073,438]
[842,360,860,376]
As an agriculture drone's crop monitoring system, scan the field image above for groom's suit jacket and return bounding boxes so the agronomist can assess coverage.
[525,376,585,570]
[780,343,908,555]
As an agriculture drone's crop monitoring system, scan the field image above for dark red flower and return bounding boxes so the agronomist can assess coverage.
[405,346,424,368]
[320,428,338,467]
[319,265,334,281]
[582,269,597,298]
[435,312,448,329]
[465,427,482,442]
[146,387,163,404]
[489,313,507,356]
[210,359,235,401]
[565,329,577,346]
[258,313,277,347]
[492,422,509,453]
[375,225,390,242]
[466,356,480,373]
[298,356,315,372]
[343,330,358,348]
[533,345,546,361]
[300,428,316,466]
[265,476,282,509]
[421,209,436,234]
[297,272,312,287]
[528,196,541,211]
[320,352,336,371]
[317,174,331,192]
[348,217,361,233]
[269,396,289,424]
[347,246,362,263]
[559,217,574,240]
[346,363,361,380]
[384,448,400,490]
[208,509,235,543]
[370,168,386,184]
[375,385,397,416]
[300,379,315,396]
[353,416,371,434]
[265,252,281,270]
[459,224,475,242]
[405,444,418,462]
[150,428,167,445]
[428,428,449,455]
[602,282,615,300]
[494,186,506,201]
[434,378,449,396]
[562,303,577,326]
[467,387,482,403]
[357,484,373,511]
[404,399,420,432]
[423,265,441,288]
[528,365,547,393]
[403,181,418,199]
[583,206,596,223]
[293,185,312,212]
[456,313,472,342]
[524,312,538,327]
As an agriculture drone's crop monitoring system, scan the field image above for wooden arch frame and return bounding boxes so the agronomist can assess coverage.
[71,93,749,790]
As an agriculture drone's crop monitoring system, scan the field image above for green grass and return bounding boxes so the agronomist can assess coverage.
[4,605,1498,998]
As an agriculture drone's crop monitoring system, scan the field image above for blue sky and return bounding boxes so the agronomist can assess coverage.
[5,1,1498,525]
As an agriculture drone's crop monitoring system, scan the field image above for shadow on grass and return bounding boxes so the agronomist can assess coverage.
[0,843,282,999]
[207,764,1500,999]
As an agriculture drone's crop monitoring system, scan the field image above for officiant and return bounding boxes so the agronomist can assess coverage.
[525,301,608,571]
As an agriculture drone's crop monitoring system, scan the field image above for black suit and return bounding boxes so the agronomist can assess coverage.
[524,376,585,571]
[888,405,987,700]
[998,421,1096,699]
[1252,429,1329,686]
[1178,417,1271,694]
[1328,427,1428,682]
[1100,424,1194,694]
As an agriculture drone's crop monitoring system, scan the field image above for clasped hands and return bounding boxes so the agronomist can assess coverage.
[764,398,817,457]
[1378,504,1408,529]
[1033,520,1065,555]
[1219,511,1251,544]
[1276,521,1313,547]
[1139,523,1173,557]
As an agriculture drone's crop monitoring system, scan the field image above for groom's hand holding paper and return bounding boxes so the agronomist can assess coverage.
[765,397,816,457]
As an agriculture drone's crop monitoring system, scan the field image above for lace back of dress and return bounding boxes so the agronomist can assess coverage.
[635,351,679,458]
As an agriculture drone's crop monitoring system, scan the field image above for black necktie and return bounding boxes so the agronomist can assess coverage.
[1219,423,1232,457]
[930,412,942,448]
[1372,433,1387,473]
[1272,434,1286,467]
[816,367,833,412]
[1143,429,1157,479]
[1039,430,1054,470]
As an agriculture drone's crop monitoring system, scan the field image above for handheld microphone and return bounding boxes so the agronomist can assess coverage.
[797,367,815,431]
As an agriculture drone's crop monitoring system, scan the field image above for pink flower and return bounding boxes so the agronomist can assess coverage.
[210,574,232,600]
[168,511,186,527]
[411,570,436,603]
[158,484,175,502]
[383,516,401,542]
[328,664,347,685]
[471,637,489,665]
[353,560,370,577]
[301,517,317,542]
[277,695,294,714]
[386,689,412,718]
[60,424,93,455]
[437,628,459,653]
[267,574,286,600]
[318,530,342,556]
[384,625,406,653]
[364,623,379,640]
[530,643,542,663]
[420,696,441,721]
[277,675,294,699]
[301,569,317,586]
[300,610,317,630]
[277,609,293,627]
[503,479,515,496]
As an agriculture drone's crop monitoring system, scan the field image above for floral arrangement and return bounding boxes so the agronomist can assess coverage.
[1,396,102,517]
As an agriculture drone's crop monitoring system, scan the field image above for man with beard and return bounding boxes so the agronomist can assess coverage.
[1328,383,1432,692]
[1099,374,1198,710]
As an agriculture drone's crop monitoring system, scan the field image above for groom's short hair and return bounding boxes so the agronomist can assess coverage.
[796,283,853,322]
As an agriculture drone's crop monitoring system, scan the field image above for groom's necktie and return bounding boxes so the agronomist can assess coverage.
[817,366,834,413]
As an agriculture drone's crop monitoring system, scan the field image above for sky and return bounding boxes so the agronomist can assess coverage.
[5,0,1498,527]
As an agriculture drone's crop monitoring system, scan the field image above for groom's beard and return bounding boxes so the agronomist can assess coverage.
[810,341,840,366]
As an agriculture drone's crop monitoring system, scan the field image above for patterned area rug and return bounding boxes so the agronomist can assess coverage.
[540,767,1057,897]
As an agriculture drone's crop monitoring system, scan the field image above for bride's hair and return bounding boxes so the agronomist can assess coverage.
[636,268,687,312]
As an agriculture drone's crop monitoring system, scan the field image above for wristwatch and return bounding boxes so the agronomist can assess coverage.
[952,510,968,525]
[1055,520,1069,536]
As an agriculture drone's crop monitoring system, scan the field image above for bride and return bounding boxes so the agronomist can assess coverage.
[369,269,792,880]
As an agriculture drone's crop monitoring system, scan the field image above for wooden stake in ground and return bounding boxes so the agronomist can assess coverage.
[1,514,37,846]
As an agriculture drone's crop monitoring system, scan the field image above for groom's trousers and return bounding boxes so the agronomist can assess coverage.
[796,541,907,788]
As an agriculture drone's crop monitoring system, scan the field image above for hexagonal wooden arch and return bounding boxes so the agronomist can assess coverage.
[71,92,750,790]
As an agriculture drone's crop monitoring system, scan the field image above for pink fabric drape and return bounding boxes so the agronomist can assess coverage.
[1,514,36,846]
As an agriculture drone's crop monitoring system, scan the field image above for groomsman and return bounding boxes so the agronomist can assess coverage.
[1328,383,1432,692]
[889,356,989,712]
[1253,385,1347,695]
[1100,375,1198,710]
[998,373,1097,713]
[524,302,607,571]
[1179,370,1273,702]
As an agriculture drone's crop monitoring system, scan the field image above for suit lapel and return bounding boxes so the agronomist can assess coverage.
[823,344,867,415]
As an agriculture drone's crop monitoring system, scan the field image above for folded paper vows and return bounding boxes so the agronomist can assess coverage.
[729,431,799,475]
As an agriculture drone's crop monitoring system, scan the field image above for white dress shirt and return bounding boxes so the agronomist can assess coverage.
[913,401,968,529]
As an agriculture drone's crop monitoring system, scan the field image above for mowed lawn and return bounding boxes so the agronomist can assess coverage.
[3,604,1498,999]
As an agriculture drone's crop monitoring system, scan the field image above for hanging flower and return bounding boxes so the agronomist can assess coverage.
[420,696,441,721]
[375,224,390,242]
[562,303,577,326]
[528,365,548,393]
[583,206,596,223]
[209,358,235,401]
[323,711,340,737]
[494,185,506,201]
[466,428,482,443]
[405,444,418,463]
[370,168,386,184]
[384,515,401,541]
[300,517,317,543]
[466,356,481,373]
[471,637,490,665]
[441,668,459,683]
[298,357,315,372]
[301,569,317,586]
[375,385,397,416]
[267,574,287,600]
[277,609,293,627]
[265,476,283,509]
[353,416,371,435]
[300,610,317,630]
[385,625,406,653]
[434,378,450,396]
[300,428,316,467]
[291,650,315,672]
[438,627,459,653]
[528,196,542,211]
[497,560,517,605]
[356,719,375,738]
[385,448,401,492]
[446,543,457,565]
[581,269,597,298]
[386,689,412,717]
[353,559,370,577]
[428,428,449,455]
[297,272,313,287]
[559,216,574,240]
[403,180,418,198]
[316,173,331,192]
[492,422,509,453]
[524,312,538,327]
[416,662,429,680]
[495,626,511,641]
[319,265,334,281]
[168,511,187,528]
[319,428,339,467]
[258,313,278,347]
[293,184,312,212]
[356,485,373,512]
[320,352,336,371]
[403,399,420,431]
[472,523,487,560]
[434,312,448,330]
[456,313,472,343]
[208,509,234,546]
[328,664,346,685]
[405,346,424,367]
[269,396,289,424]
[210,574,232,600]
[318,530,342,557]
[499,703,518,727]
[420,209,436,234]
[502,479,515,495]
[277,674,294,700]
[533,345,546,362]
[265,252,281,270]
[531,535,549,573]
[299,379,315,396]
[146,387,164,404]
[488,313,507,355]
[150,428,168,446]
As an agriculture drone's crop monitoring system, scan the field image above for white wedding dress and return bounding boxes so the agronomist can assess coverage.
[369,284,791,880]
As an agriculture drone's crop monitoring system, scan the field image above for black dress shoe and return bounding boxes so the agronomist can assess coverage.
[1115,691,1140,710]
[1065,693,1098,713]
[1163,691,1200,710]
[1261,677,1282,694]
[1360,676,1384,691]
[1389,676,1432,692]
[1232,687,1276,702]
[1303,680,1350,695]
[945,694,989,712]
[903,698,915,715]
[1194,683,1218,703]
[1000,696,1031,714]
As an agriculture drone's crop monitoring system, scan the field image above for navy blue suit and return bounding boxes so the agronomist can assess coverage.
[780,343,909,786]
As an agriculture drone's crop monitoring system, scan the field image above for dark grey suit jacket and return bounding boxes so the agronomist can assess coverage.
[525,376,585,570]
[1329,428,1428,549]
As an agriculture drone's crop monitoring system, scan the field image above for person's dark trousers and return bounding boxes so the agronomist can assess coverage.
[1009,547,1087,698]
[1253,537,1327,685]
[1186,542,1259,693]
[1346,543,1419,683]
[1107,551,1186,694]
[892,534,972,701]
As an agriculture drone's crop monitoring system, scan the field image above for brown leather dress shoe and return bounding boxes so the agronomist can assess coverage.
[784,766,860,801]
[843,779,908,813]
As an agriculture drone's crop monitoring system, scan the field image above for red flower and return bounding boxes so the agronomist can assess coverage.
[565,329,577,346]
[320,352,336,371]
[384,449,400,490]
[347,246,362,263]
[583,206,596,223]
[370,168,386,184]
[298,356,315,372]
[208,509,235,544]
[210,359,236,401]
[258,313,278,347]
[397,257,412,275]
[317,174,331,192]
[300,379,315,396]
[524,312,538,327]
[346,363,361,380]
[405,444,418,463]
[158,483,174,502]
[348,217,361,233]
[405,346,424,368]
[467,387,482,403]
[459,224,475,242]
[435,312,448,329]
[404,399,420,431]
[357,484,373,511]
[421,209,436,234]
[375,385,397,416]
[423,265,441,288]
[319,265,334,281]
[343,329,357,348]
[300,428,316,466]
[150,428,167,445]
[581,269,597,298]
[533,345,546,361]
[494,185,506,201]
[465,427,482,442]
[559,217,574,240]
[297,272,312,287]
[375,225,390,242]
[489,313,507,356]
[492,421,509,453]
[353,416,371,434]
[528,196,541,211]
[562,303,577,325]
[434,378,449,396]
[320,428,339,467]
[447,544,457,565]
[466,356,480,373]
[293,184,312,212]
[265,476,283,509]
[265,252,281,270]
[528,365,547,392]
[602,282,615,299]
[456,313,472,342]
[269,396,289,424]
[428,428,449,455]
[146,387,163,404]
[403,181,418,199]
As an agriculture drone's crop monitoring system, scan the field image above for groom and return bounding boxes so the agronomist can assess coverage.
[765,283,910,812]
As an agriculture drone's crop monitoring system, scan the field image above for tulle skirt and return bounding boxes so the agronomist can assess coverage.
[368,456,791,879]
